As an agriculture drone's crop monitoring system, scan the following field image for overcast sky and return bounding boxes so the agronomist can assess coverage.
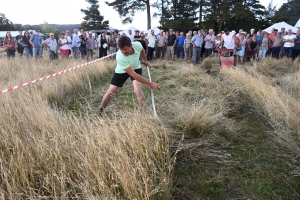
[1,0,285,31]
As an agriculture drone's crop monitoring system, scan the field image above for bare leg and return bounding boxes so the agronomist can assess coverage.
[132,80,145,109]
[99,84,119,109]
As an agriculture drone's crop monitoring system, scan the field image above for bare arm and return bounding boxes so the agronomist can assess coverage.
[18,38,26,46]
[125,66,158,89]
[140,48,149,65]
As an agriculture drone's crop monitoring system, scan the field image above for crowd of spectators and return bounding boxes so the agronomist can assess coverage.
[1,27,300,64]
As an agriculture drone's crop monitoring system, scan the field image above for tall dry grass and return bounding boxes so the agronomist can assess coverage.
[0,57,171,199]
[220,67,300,154]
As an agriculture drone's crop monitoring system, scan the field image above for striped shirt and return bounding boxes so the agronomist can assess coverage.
[44,38,57,52]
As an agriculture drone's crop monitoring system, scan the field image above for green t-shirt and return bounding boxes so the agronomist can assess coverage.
[115,42,142,74]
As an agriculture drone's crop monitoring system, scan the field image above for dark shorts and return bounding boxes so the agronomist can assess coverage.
[80,47,87,55]
[17,47,24,53]
[111,68,142,87]
[293,49,300,58]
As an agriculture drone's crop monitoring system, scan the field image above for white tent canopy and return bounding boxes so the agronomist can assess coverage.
[0,31,45,39]
[263,21,298,33]
[119,26,137,36]
[295,19,300,28]
[145,26,161,35]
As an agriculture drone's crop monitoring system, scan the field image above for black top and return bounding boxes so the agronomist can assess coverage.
[22,35,32,48]
[250,40,257,50]
[16,35,23,47]
[101,37,107,48]
[167,34,176,46]
[81,36,87,48]
[134,35,146,45]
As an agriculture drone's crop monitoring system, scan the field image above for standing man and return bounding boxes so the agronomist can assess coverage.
[155,30,167,59]
[204,29,215,58]
[96,36,159,114]
[29,30,43,60]
[220,28,239,56]
[146,29,156,60]
[176,32,186,59]
[293,29,300,61]
[72,29,81,60]
[16,30,24,58]
[200,30,207,60]
[281,27,286,36]
[43,33,57,61]
[127,29,135,42]
[134,30,147,51]
[282,29,296,58]
[80,32,88,60]
[191,31,203,65]
[86,32,95,61]
[166,29,176,61]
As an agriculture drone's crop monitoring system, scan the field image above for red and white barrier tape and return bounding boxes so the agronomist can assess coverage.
[0,53,116,94]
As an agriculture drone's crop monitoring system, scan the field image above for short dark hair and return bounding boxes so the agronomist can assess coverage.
[118,36,132,49]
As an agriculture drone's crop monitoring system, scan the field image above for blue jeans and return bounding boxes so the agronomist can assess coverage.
[33,46,42,56]
[147,46,155,60]
[177,46,185,59]
[24,47,32,59]
[193,47,201,65]
[282,47,293,58]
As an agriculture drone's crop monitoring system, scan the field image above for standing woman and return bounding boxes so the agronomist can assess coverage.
[184,33,193,60]
[58,32,69,60]
[18,31,33,59]
[164,32,169,57]
[3,32,16,59]
[108,34,117,59]
[234,32,247,64]
[98,32,108,58]
[94,35,99,50]
[214,34,222,57]
[258,32,269,60]
[247,34,258,60]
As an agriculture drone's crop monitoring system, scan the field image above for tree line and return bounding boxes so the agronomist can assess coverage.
[1,0,299,34]
[106,0,299,32]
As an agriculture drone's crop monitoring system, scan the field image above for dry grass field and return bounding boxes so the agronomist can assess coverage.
[0,49,300,199]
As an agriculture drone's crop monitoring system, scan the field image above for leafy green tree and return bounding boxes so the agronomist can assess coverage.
[202,0,265,33]
[106,0,152,30]
[272,0,300,25]
[41,22,59,38]
[81,0,109,30]
[0,13,16,31]
[153,0,198,31]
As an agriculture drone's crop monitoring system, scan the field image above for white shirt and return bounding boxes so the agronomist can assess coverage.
[65,35,72,50]
[222,32,235,49]
[283,34,296,47]
[127,33,135,42]
[146,34,156,48]
[59,38,69,50]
